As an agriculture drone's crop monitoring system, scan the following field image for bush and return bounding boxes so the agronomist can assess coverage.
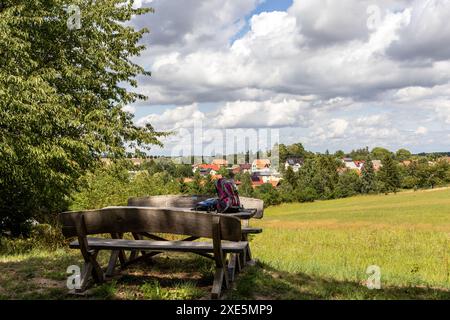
[278,182,296,203]
[70,163,182,210]
[402,176,419,189]
[0,224,66,255]
[295,187,318,203]
[335,170,361,198]
[254,184,282,207]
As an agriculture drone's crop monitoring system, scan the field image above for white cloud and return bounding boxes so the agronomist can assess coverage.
[415,126,428,135]
[328,119,349,138]
[387,0,450,61]
[215,99,310,128]
[128,0,450,153]
[137,1,450,106]
[137,103,205,129]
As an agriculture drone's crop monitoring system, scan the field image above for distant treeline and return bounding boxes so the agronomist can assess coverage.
[71,143,450,210]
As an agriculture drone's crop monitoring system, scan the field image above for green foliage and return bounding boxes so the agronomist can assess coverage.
[361,157,377,194]
[238,172,254,198]
[70,161,181,210]
[334,150,345,158]
[202,174,217,196]
[284,166,297,188]
[184,172,204,196]
[396,148,412,161]
[335,170,361,198]
[308,155,340,199]
[278,142,309,172]
[0,224,66,255]
[295,187,318,203]
[254,184,281,207]
[371,147,392,160]
[277,182,296,203]
[348,147,370,160]
[400,158,450,189]
[218,166,231,178]
[378,155,401,193]
[0,0,165,235]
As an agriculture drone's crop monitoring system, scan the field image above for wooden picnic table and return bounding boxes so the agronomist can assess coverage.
[59,196,265,299]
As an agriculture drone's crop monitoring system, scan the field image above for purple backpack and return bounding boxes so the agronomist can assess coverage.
[215,178,242,213]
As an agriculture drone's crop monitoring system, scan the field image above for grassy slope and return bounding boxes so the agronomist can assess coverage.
[1,188,450,300]
[231,188,450,299]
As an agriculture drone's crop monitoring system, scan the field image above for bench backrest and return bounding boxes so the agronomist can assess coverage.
[128,195,264,219]
[59,207,242,241]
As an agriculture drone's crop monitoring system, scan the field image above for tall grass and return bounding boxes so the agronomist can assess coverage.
[251,188,450,290]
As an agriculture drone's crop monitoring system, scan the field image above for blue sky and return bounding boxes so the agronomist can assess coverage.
[134,0,294,121]
[129,0,450,156]
[230,0,293,43]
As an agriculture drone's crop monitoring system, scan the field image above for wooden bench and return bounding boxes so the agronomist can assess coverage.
[59,206,248,299]
[127,195,264,264]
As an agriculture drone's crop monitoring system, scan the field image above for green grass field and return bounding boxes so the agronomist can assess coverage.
[237,188,450,299]
[1,188,450,300]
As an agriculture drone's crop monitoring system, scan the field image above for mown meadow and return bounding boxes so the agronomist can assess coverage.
[1,188,450,300]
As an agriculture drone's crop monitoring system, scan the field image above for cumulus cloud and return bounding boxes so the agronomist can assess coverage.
[136,96,357,132]
[133,0,258,50]
[137,103,206,130]
[128,0,450,153]
[387,0,450,61]
[136,0,450,106]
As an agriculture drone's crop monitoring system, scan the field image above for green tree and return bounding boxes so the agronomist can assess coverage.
[349,147,369,160]
[361,157,377,194]
[278,181,296,203]
[287,143,306,159]
[379,155,401,193]
[238,172,254,198]
[335,170,361,198]
[371,147,392,160]
[202,174,217,196]
[218,166,231,179]
[283,166,298,188]
[311,155,340,199]
[396,149,412,161]
[0,0,165,235]
[254,184,281,207]
[187,172,204,195]
[334,150,345,158]
[174,164,194,178]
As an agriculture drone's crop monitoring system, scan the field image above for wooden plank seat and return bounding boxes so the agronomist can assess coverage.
[69,238,248,253]
[59,206,247,299]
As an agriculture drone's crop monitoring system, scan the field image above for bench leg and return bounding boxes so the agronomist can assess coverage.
[241,233,254,266]
[88,250,104,284]
[76,250,103,292]
[106,250,120,277]
[227,253,241,282]
[246,245,252,262]
[129,233,147,261]
[211,216,231,299]
[238,248,247,268]
[111,233,127,268]
[77,261,94,292]
[211,267,227,300]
